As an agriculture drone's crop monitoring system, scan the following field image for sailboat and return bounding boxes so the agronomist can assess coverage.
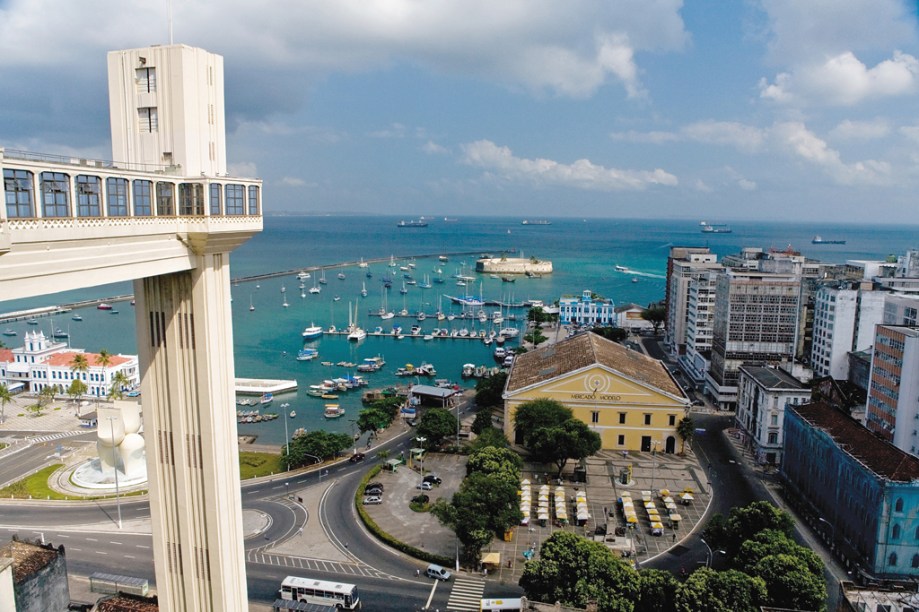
[361,282,368,298]
[282,294,289,308]
[400,281,408,295]
[249,295,255,312]
[309,275,321,294]
[378,287,394,320]
[358,257,368,268]
[347,301,366,341]
[319,269,328,285]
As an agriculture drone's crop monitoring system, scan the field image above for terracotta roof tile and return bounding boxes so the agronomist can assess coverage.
[506,332,684,398]
[0,539,60,584]
[791,401,919,482]
[43,352,131,368]
[0,348,13,363]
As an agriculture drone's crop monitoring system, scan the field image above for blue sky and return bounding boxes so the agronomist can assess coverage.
[1,0,918,222]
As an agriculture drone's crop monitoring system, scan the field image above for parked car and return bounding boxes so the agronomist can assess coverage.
[425,564,451,581]
[422,474,442,485]
[349,452,366,463]
[362,496,382,505]
[417,481,433,491]
[365,482,384,492]
[365,486,383,496]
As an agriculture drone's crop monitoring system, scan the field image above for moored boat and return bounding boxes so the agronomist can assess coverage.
[260,392,274,404]
[297,348,319,361]
[302,324,324,340]
[97,303,113,310]
[324,404,345,419]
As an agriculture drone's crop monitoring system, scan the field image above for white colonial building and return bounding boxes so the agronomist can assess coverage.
[0,330,138,397]
[735,365,810,465]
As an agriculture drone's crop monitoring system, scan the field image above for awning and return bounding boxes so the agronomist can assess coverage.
[409,385,458,399]
[482,552,501,566]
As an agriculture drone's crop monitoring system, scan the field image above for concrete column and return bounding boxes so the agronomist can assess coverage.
[134,248,246,610]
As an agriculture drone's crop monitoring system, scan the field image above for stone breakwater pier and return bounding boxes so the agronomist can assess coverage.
[475,256,553,275]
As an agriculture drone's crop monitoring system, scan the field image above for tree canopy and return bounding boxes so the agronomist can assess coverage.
[641,304,666,334]
[432,471,522,564]
[469,426,509,452]
[527,418,601,478]
[635,569,680,612]
[519,531,639,611]
[591,327,628,342]
[466,445,522,483]
[513,398,572,444]
[282,431,352,469]
[674,568,766,612]
[676,416,695,454]
[415,407,458,448]
[474,372,507,408]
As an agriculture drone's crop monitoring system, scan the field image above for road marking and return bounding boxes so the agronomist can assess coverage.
[424,581,439,610]
[95,551,108,555]
[136,545,150,549]
[109,541,121,545]
[124,555,135,559]
[446,577,486,611]
[86,537,98,542]
[71,548,82,552]
[57,534,69,538]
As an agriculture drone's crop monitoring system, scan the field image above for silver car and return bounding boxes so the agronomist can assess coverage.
[362,496,382,505]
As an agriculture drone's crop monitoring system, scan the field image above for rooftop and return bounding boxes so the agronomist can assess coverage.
[790,401,919,482]
[0,538,61,584]
[96,593,159,612]
[739,365,806,391]
[506,331,684,398]
[43,351,132,368]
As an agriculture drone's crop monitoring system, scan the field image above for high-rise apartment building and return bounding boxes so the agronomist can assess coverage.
[810,283,886,380]
[706,270,801,409]
[866,326,919,454]
[679,269,720,389]
[664,247,721,358]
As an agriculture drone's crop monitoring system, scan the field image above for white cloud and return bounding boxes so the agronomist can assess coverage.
[460,140,677,191]
[737,178,757,191]
[0,1,688,101]
[422,141,449,155]
[829,119,890,141]
[280,177,307,187]
[693,179,713,193]
[681,121,766,153]
[368,124,408,139]
[900,125,919,143]
[228,161,258,178]
[609,130,679,144]
[771,121,890,185]
[760,51,919,106]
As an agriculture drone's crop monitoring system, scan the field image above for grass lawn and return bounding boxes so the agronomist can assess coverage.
[0,464,69,500]
[239,451,282,479]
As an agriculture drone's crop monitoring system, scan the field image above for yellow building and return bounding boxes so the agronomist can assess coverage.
[503,332,690,453]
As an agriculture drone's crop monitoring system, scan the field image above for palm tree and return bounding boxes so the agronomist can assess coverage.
[0,383,11,424]
[108,370,130,401]
[96,349,112,401]
[677,416,695,455]
[38,385,57,411]
[69,354,90,413]
[67,379,88,408]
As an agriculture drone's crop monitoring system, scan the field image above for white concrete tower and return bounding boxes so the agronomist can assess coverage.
[108,45,227,177]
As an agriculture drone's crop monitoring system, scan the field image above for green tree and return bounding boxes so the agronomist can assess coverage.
[701,513,730,552]
[591,327,628,342]
[38,385,57,408]
[513,398,572,445]
[641,304,666,335]
[474,372,507,408]
[636,569,680,612]
[282,431,352,469]
[357,406,392,434]
[527,306,548,324]
[471,409,494,435]
[674,568,767,612]
[725,502,794,554]
[752,553,827,611]
[519,531,639,611]
[66,379,88,407]
[96,349,112,400]
[527,419,601,479]
[0,383,12,424]
[108,370,130,400]
[466,445,522,482]
[676,416,695,454]
[470,427,509,451]
[416,407,458,448]
[524,328,548,347]
[432,472,522,564]
[735,529,823,578]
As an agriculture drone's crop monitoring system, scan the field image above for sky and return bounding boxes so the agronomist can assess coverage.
[1,0,918,222]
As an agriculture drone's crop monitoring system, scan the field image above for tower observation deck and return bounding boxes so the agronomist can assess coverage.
[1,44,261,611]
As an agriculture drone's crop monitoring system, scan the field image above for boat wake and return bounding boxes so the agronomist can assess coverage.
[615,267,665,280]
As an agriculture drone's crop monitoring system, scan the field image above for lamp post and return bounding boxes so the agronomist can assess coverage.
[107,416,123,530]
[282,404,290,472]
[818,517,836,549]
[415,436,426,477]
[285,481,290,499]
[701,537,712,568]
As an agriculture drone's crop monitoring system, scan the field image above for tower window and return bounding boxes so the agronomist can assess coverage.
[136,67,156,93]
[138,107,158,133]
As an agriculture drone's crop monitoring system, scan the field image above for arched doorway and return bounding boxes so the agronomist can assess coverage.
[665,436,676,454]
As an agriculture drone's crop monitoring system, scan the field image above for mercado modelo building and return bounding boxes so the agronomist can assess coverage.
[503,332,691,453]
[0,329,138,397]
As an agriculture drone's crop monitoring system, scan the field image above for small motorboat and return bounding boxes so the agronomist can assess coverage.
[289,410,296,418]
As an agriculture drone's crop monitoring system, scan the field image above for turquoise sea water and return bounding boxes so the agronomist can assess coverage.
[2,216,917,445]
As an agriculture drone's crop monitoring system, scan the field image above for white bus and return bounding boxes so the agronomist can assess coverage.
[480,598,523,612]
[279,576,361,609]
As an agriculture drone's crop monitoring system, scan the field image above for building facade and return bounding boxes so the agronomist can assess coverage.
[783,401,919,581]
[503,332,690,454]
[735,365,810,465]
[0,330,138,397]
[705,270,801,409]
[866,326,919,454]
[559,290,615,327]
[664,247,721,358]
[679,269,720,390]
[810,283,886,380]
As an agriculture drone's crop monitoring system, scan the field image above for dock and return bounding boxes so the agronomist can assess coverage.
[235,378,299,395]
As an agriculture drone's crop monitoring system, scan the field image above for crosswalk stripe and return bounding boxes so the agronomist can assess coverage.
[446,577,485,611]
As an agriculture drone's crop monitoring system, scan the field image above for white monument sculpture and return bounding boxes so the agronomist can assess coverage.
[97,400,146,480]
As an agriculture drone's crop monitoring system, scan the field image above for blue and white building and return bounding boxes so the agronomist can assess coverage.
[559,290,615,327]
[783,401,919,580]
